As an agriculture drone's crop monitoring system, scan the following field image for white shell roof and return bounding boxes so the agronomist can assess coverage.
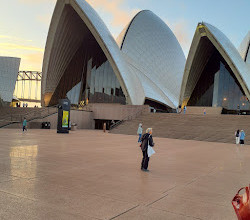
[0,56,20,103]
[117,10,186,108]
[238,31,250,65]
[42,0,145,105]
[204,23,250,95]
[122,53,176,107]
[180,22,250,104]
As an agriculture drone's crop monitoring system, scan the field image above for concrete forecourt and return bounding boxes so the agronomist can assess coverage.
[0,129,248,219]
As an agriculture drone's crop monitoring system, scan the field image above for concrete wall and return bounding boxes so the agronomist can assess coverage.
[4,104,149,129]
[86,104,149,120]
[70,110,94,129]
[6,110,94,130]
[32,110,94,129]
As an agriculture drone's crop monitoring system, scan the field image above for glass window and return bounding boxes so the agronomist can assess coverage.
[188,50,250,111]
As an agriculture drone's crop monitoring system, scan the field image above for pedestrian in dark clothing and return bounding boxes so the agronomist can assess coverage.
[235,129,240,145]
[140,128,154,172]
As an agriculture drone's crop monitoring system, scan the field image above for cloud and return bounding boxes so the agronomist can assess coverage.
[85,0,139,28]
[18,0,56,4]
[20,52,44,71]
[37,14,52,26]
[0,35,32,42]
[165,19,192,57]
[0,40,44,71]
[0,43,43,52]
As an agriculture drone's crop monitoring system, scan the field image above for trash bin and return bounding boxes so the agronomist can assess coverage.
[71,123,77,131]
[42,122,51,129]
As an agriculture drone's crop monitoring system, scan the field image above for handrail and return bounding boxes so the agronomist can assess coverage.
[109,107,145,131]
[0,105,58,128]
[17,105,58,122]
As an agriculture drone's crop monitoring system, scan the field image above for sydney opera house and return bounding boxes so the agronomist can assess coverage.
[42,0,250,112]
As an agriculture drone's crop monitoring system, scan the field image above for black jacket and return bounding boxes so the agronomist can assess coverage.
[141,133,154,152]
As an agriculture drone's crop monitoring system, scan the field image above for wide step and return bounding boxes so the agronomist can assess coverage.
[110,113,249,144]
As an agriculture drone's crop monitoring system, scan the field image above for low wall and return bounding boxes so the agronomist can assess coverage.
[4,104,149,129]
[32,110,94,129]
[6,110,94,130]
[88,104,149,120]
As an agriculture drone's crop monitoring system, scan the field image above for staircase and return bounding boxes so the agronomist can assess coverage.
[182,106,222,115]
[110,113,250,144]
[0,107,57,128]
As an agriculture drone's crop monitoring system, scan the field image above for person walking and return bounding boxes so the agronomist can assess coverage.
[240,130,245,146]
[178,105,182,114]
[137,123,143,143]
[184,106,187,114]
[203,108,206,115]
[103,122,106,133]
[235,129,240,145]
[22,117,27,132]
[140,128,154,172]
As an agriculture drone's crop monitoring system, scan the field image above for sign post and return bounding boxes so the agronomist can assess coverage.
[57,99,70,133]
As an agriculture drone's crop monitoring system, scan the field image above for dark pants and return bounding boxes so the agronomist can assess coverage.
[141,150,150,170]
[23,126,27,131]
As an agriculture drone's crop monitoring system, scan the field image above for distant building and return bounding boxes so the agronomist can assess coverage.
[0,56,20,105]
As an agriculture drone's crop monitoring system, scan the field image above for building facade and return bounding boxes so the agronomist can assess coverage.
[0,56,21,105]
[42,0,250,113]
[180,23,250,111]
[41,0,186,110]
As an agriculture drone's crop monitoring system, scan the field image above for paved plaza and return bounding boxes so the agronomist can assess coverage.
[0,129,249,219]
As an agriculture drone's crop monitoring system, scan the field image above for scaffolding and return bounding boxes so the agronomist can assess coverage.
[14,71,42,104]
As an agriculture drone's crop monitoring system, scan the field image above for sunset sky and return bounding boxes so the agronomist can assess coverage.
[0,0,249,71]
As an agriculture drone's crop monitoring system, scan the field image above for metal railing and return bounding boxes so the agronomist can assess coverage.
[0,105,58,128]
[109,107,146,131]
[21,105,58,122]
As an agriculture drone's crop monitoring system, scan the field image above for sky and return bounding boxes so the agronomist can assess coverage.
[0,0,249,71]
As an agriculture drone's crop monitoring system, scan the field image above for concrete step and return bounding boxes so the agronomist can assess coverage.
[111,113,249,144]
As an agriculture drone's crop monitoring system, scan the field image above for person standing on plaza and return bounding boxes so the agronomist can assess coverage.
[137,123,143,143]
[235,129,240,145]
[184,106,187,114]
[203,108,206,115]
[240,130,245,146]
[103,122,106,133]
[22,117,27,132]
[140,128,154,172]
[178,105,182,114]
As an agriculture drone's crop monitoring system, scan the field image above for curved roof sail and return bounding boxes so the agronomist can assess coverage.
[42,0,145,106]
[239,31,250,65]
[180,22,250,105]
[117,10,186,108]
